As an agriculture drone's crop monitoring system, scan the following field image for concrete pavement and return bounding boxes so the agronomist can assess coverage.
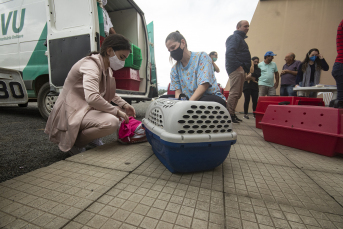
[1,118,343,228]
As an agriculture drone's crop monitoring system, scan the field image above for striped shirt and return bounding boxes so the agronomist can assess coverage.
[336,19,343,63]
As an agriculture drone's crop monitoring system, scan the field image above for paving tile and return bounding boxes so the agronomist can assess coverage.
[305,170,343,206]
[236,135,274,148]
[223,158,343,214]
[66,142,153,172]
[234,128,261,138]
[225,193,343,229]
[67,174,225,228]
[280,148,343,174]
[132,155,223,192]
[0,161,128,225]
[230,144,295,167]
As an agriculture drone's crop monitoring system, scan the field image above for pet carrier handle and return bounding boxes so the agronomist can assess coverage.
[178,94,189,101]
[278,101,290,105]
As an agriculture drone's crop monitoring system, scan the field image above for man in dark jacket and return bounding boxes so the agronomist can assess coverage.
[225,20,251,123]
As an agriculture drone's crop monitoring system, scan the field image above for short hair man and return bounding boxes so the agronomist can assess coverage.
[280,53,301,96]
[225,20,251,123]
[258,51,279,96]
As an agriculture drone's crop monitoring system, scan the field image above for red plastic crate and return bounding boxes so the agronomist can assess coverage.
[260,105,343,157]
[223,91,229,100]
[167,83,175,95]
[254,96,325,129]
[113,67,140,91]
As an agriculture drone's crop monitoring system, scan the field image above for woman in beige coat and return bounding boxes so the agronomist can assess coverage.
[45,34,135,154]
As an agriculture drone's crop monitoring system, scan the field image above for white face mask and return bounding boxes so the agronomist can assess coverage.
[109,54,125,71]
[102,0,107,6]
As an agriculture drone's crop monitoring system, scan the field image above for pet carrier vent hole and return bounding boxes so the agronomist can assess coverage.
[224,125,229,128]
[209,115,215,119]
[227,120,232,123]
[197,120,203,124]
[227,129,232,132]
[212,111,218,114]
[213,130,219,133]
[187,110,194,114]
[183,115,190,118]
[188,120,195,124]
[192,115,199,119]
[205,120,211,124]
[205,130,211,133]
[188,130,195,134]
[201,125,207,128]
[207,106,213,109]
[178,130,185,134]
[215,106,220,110]
[200,105,206,109]
[220,129,226,133]
[217,125,222,128]
[217,115,222,119]
[224,115,229,119]
[201,115,207,119]
[219,111,225,114]
[191,105,197,109]
[193,125,199,129]
[213,120,219,124]
[209,125,215,128]
[220,120,226,124]
[196,110,202,114]
[204,111,210,114]
[197,130,203,133]
[183,125,190,129]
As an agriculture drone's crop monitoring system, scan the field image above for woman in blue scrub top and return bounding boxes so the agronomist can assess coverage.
[164,31,226,107]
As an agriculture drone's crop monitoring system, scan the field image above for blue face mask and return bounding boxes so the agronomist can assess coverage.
[309,56,317,61]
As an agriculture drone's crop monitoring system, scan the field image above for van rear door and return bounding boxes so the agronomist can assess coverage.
[45,0,99,89]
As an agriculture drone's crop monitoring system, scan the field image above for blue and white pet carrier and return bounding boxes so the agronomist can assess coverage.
[142,98,237,173]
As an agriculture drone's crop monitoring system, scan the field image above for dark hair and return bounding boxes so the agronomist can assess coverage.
[165,31,187,47]
[264,55,269,60]
[301,48,322,72]
[209,51,217,56]
[252,56,259,62]
[88,34,131,57]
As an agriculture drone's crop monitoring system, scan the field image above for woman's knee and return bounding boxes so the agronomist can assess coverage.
[100,115,119,133]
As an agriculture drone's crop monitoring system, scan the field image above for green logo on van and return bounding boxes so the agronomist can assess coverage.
[1,8,26,35]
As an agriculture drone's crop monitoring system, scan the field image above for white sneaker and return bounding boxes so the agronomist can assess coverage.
[69,146,86,155]
[89,138,104,147]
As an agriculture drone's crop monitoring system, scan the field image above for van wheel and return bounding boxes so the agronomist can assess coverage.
[38,82,57,120]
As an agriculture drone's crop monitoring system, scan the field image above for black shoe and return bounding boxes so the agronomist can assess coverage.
[231,115,240,123]
[243,114,249,119]
[235,115,243,122]
[329,99,343,108]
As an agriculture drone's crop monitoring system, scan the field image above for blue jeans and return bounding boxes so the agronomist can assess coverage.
[332,62,343,101]
[280,85,296,96]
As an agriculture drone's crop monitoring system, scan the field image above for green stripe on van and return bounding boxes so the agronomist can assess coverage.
[22,23,48,82]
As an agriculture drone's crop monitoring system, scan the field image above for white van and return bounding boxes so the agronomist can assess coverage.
[0,0,157,119]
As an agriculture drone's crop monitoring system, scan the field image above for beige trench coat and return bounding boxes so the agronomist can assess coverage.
[45,54,127,152]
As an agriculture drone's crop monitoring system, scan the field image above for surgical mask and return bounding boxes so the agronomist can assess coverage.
[109,54,125,71]
[212,58,217,62]
[170,43,184,61]
[102,0,107,6]
[309,56,317,61]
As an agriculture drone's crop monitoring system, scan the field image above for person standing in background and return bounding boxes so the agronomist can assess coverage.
[280,53,301,96]
[243,57,261,119]
[332,19,343,108]
[209,51,220,73]
[258,51,279,96]
[225,20,251,123]
[295,48,329,97]
[99,0,116,36]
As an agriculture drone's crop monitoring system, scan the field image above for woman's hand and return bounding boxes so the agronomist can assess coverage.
[318,54,324,59]
[123,104,136,118]
[117,110,129,123]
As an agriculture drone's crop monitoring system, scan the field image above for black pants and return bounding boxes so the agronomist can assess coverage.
[243,89,258,115]
[159,94,226,107]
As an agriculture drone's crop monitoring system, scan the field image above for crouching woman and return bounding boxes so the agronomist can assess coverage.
[45,34,135,155]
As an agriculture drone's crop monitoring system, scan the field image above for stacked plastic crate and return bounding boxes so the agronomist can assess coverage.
[114,44,143,91]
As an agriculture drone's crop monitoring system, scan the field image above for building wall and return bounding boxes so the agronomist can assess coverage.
[235,0,342,113]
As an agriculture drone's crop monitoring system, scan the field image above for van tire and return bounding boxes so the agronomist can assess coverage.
[38,82,56,120]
